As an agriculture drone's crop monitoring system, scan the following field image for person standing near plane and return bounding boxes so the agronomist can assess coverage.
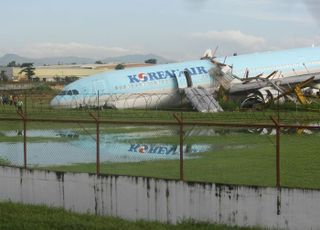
[17,99,23,112]
[2,95,8,105]
[9,94,13,105]
[13,95,18,107]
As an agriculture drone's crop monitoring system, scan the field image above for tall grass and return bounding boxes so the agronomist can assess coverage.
[0,201,266,230]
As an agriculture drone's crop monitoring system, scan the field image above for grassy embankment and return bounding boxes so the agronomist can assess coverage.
[0,201,267,230]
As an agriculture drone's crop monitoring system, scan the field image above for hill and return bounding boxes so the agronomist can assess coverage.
[0,53,174,66]
[102,54,174,64]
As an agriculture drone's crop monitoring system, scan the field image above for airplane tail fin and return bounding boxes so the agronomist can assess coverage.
[202,49,213,59]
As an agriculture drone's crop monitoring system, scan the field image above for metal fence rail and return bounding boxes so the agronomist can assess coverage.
[0,91,320,188]
[1,110,320,189]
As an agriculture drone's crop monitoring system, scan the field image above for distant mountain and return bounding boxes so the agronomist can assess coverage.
[0,54,35,65]
[0,53,174,67]
[102,54,174,64]
[0,54,95,66]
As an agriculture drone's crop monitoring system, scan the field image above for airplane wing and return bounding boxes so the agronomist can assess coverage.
[209,63,320,109]
[228,73,320,94]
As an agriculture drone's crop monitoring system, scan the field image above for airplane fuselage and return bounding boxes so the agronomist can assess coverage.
[50,60,216,109]
[50,46,320,110]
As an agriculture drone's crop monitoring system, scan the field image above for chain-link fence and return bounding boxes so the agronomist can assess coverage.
[2,90,320,121]
[183,125,277,186]
[1,91,320,188]
[1,114,320,189]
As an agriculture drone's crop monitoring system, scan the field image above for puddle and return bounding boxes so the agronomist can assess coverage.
[2,125,315,167]
[0,128,212,166]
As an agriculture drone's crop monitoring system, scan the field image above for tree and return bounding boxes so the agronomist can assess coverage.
[64,76,79,83]
[0,70,8,82]
[53,76,62,82]
[144,58,157,64]
[7,61,19,67]
[19,63,35,81]
[95,60,103,64]
[115,63,125,70]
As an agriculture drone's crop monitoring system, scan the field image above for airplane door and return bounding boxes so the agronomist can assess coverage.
[175,69,193,89]
[184,70,193,87]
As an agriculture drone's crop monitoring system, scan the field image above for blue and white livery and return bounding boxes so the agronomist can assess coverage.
[50,46,320,111]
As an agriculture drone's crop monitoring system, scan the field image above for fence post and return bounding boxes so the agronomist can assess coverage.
[173,113,184,180]
[24,93,27,116]
[271,116,280,188]
[90,112,100,175]
[17,111,27,169]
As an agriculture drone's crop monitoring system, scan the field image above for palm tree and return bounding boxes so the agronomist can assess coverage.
[19,63,35,81]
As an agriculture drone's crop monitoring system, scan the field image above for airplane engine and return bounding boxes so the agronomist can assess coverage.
[311,83,320,90]
[240,87,285,109]
[303,87,320,97]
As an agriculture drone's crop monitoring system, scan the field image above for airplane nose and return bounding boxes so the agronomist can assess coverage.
[50,96,71,108]
[50,95,78,109]
[50,96,60,108]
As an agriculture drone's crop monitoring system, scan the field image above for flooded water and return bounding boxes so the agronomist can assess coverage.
[0,128,213,166]
[2,125,316,167]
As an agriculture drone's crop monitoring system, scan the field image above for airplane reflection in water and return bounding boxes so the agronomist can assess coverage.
[0,129,213,166]
[0,125,318,167]
[68,129,213,162]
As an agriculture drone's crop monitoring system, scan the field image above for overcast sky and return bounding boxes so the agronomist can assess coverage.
[0,0,318,61]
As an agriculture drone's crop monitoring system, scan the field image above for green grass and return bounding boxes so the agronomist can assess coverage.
[2,107,319,124]
[1,92,320,125]
[0,156,10,165]
[1,91,320,189]
[0,201,266,230]
[280,134,320,188]
[1,112,319,189]
[47,132,320,189]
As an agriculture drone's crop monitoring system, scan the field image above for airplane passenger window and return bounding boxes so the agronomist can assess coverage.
[67,90,73,95]
[59,91,67,96]
[72,90,79,95]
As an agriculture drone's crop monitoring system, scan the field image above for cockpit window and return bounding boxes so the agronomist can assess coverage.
[58,89,79,96]
[72,89,79,95]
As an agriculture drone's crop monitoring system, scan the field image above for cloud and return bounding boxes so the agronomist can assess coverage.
[188,29,320,58]
[277,35,320,48]
[183,0,209,11]
[223,0,315,25]
[303,0,320,25]
[191,30,266,50]
[6,42,142,59]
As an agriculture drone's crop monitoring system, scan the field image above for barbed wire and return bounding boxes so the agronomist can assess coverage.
[0,91,320,124]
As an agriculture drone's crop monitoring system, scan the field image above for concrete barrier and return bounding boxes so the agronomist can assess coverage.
[0,166,319,229]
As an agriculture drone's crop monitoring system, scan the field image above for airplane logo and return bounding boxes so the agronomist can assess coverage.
[129,144,178,155]
[138,73,147,81]
[138,145,146,154]
[127,66,208,83]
